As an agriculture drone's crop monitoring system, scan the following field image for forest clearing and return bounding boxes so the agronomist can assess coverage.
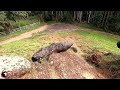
[0,11,120,79]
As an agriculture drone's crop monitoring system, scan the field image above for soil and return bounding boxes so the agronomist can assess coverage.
[20,52,111,79]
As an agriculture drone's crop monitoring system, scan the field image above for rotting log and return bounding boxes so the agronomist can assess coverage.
[32,41,73,63]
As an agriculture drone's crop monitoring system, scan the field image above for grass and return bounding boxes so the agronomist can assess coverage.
[74,30,120,54]
[55,28,120,54]
[0,35,53,61]
[75,22,120,36]
[0,30,54,61]
[0,22,120,62]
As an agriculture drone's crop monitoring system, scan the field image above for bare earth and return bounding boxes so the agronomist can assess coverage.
[0,23,112,79]
[21,52,110,79]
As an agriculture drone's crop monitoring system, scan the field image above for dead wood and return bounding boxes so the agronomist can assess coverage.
[32,41,73,63]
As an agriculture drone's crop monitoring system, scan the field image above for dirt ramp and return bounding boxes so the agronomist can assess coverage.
[49,52,108,79]
[21,52,109,79]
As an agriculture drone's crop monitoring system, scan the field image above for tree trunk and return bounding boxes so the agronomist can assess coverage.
[101,11,106,27]
[77,11,82,23]
[55,11,58,21]
[103,11,109,28]
[93,11,96,23]
[77,11,79,21]
[88,11,92,23]
[73,11,76,21]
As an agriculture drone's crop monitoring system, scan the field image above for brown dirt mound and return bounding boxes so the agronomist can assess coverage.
[20,52,110,79]
[50,52,110,79]
[47,23,79,32]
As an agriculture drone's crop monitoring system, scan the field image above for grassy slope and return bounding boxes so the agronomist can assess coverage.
[0,23,120,62]
[75,30,120,54]
[0,31,53,60]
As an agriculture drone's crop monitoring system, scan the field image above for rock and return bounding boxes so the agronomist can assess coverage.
[50,61,54,65]
[0,56,32,79]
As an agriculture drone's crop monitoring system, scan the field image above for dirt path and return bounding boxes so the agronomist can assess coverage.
[1,22,118,45]
[0,25,49,45]
[0,23,79,45]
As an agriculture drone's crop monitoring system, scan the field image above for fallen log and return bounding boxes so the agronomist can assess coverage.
[32,41,73,63]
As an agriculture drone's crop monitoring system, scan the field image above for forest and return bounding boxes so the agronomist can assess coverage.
[0,11,120,35]
[0,11,120,79]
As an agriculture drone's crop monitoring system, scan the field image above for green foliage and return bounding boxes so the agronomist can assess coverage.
[90,11,103,27]
[105,16,120,33]
[11,11,29,19]
[0,11,6,21]
[0,11,11,34]
[0,11,39,34]
[89,11,120,35]
[43,11,53,21]
[11,19,38,28]
[0,26,4,32]
[60,11,73,22]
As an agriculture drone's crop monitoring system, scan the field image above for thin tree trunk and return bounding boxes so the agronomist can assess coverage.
[104,11,109,28]
[91,11,95,23]
[88,11,92,23]
[103,11,109,28]
[77,11,80,21]
[93,11,96,23]
[101,11,106,27]
[79,11,82,23]
[73,11,76,21]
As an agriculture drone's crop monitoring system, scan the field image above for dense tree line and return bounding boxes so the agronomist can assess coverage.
[0,11,30,34]
[0,11,120,35]
[31,11,120,34]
